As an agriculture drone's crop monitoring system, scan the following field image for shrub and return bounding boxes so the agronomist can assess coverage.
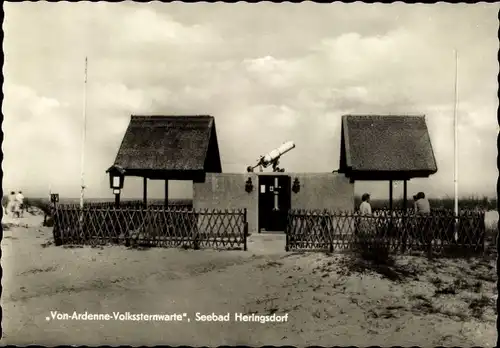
[359,241,394,266]
[23,198,52,216]
[355,222,394,266]
[43,216,54,227]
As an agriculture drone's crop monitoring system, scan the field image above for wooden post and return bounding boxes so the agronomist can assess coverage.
[143,177,148,208]
[389,180,394,239]
[403,180,407,212]
[243,208,248,251]
[114,192,120,208]
[389,180,393,212]
[164,180,169,207]
[402,179,408,253]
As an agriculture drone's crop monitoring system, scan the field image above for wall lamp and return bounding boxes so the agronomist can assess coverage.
[245,177,254,193]
[50,193,60,204]
[292,178,301,193]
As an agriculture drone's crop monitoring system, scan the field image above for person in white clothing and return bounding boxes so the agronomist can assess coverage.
[358,193,374,238]
[15,191,25,218]
[359,193,372,216]
[6,191,16,217]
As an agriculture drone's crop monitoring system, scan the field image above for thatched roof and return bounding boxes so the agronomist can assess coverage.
[107,115,222,181]
[339,115,438,181]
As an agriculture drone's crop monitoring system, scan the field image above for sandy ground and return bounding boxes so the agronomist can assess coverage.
[1,212,498,346]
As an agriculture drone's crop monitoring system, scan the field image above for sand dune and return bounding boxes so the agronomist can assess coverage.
[0,215,497,346]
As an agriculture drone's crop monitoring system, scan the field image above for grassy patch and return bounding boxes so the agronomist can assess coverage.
[410,293,472,321]
[429,276,444,288]
[2,223,13,231]
[468,295,495,319]
[257,260,284,270]
[336,234,422,282]
[22,198,52,215]
[432,276,484,296]
[411,294,439,315]
[20,266,58,275]
[354,195,496,211]
[338,251,420,282]
[3,236,18,240]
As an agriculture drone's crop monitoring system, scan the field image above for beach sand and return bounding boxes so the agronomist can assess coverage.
[1,211,497,346]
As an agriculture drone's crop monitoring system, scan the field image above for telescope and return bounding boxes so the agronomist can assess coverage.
[247,141,295,173]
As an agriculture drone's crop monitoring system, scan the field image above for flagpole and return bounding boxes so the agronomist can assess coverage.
[453,49,459,219]
[80,57,88,209]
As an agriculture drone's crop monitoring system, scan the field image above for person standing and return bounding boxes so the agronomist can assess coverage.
[357,193,374,241]
[412,195,418,213]
[402,194,420,252]
[16,191,25,218]
[414,192,432,251]
[359,193,372,216]
[415,192,431,215]
[6,191,16,217]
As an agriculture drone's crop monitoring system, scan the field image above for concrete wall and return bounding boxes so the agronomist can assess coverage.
[193,172,354,234]
[288,173,356,236]
[193,173,258,233]
[290,173,354,212]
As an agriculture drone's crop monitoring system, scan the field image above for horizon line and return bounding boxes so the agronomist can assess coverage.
[17,195,497,201]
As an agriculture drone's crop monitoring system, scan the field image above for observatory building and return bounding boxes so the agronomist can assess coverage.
[107,114,437,234]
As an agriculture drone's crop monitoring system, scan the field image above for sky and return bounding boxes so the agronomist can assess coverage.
[3,2,499,200]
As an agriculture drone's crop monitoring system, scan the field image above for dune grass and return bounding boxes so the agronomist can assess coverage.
[352,196,498,243]
[1,197,193,213]
[4,195,498,232]
[354,195,497,211]
[8,196,496,210]
[3,195,496,215]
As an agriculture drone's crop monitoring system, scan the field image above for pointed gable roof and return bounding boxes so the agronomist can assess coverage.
[339,115,438,181]
[107,115,222,181]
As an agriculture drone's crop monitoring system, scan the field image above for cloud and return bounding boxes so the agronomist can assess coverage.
[86,82,155,125]
[3,2,498,199]
[242,56,304,89]
[2,85,80,195]
[117,9,219,46]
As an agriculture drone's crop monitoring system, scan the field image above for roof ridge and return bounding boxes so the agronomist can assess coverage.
[130,115,213,119]
[340,114,437,179]
[342,114,425,118]
[111,115,220,174]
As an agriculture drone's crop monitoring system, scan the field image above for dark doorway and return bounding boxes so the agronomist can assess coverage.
[258,175,291,232]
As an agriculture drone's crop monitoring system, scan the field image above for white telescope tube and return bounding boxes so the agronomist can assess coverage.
[261,141,295,166]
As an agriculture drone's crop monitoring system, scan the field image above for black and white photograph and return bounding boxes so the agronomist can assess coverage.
[1,2,499,346]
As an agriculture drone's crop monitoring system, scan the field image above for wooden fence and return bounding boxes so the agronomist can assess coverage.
[52,204,248,250]
[286,209,487,255]
[82,200,192,210]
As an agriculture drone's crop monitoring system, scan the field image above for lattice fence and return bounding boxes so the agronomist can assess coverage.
[52,205,247,250]
[286,209,487,255]
[82,200,192,210]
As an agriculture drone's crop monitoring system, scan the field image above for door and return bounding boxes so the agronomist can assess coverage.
[258,175,291,232]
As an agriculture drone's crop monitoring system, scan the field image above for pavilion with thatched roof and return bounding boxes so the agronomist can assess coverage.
[338,115,438,212]
[106,115,222,206]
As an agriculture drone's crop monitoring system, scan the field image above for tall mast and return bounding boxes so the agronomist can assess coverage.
[80,57,88,209]
[453,49,459,218]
